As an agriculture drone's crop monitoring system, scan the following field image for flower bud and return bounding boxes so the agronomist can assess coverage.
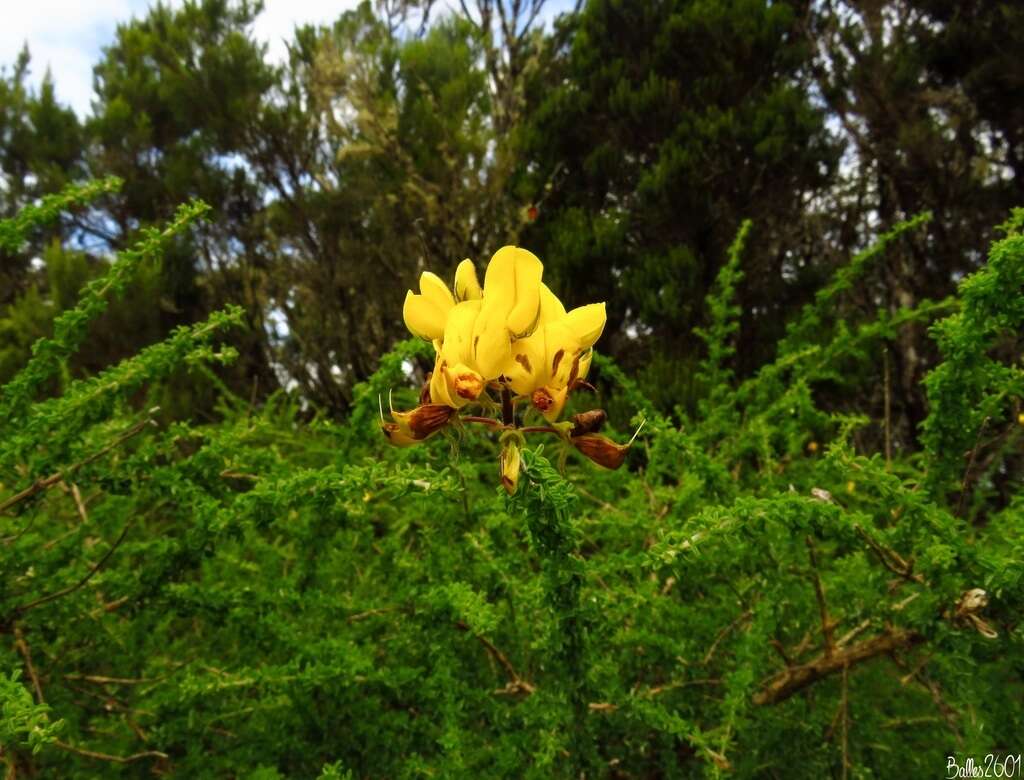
[570,409,607,436]
[383,403,455,446]
[499,431,524,495]
[571,433,631,470]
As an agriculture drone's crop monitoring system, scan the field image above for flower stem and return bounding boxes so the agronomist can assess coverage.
[501,387,514,427]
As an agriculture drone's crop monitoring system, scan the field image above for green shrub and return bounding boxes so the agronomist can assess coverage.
[0,184,1020,778]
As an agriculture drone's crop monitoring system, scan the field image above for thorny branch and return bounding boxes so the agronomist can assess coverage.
[806,536,836,657]
[1,413,157,520]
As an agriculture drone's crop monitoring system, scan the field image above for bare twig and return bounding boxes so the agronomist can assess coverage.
[835,618,872,649]
[957,417,990,516]
[69,483,89,524]
[882,346,893,469]
[13,626,44,704]
[806,537,835,657]
[1,415,155,517]
[841,662,849,780]
[10,521,133,617]
[703,610,754,665]
[853,524,924,584]
[889,654,963,746]
[63,673,158,686]
[346,606,403,623]
[52,741,167,764]
[455,621,535,696]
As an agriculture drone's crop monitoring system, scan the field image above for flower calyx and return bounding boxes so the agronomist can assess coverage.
[380,394,456,447]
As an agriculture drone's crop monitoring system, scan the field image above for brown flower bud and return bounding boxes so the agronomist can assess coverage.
[571,433,631,470]
[570,409,607,436]
[383,403,455,447]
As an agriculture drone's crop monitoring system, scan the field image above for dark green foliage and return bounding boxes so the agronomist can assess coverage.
[922,209,1024,504]
[522,0,838,411]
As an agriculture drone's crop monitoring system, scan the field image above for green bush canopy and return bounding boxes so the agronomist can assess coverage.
[1,182,1021,777]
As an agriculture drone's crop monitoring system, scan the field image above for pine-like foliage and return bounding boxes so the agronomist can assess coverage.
[0,186,1021,778]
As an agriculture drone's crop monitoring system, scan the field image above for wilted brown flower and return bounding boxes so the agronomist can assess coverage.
[571,433,631,469]
[381,401,455,447]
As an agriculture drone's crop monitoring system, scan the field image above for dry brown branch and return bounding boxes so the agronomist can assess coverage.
[753,627,922,706]
[841,662,850,779]
[69,483,89,524]
[957,416,990,516]
[52,741,167,765]
[63,673,158,686]
[889,654,963,747]
[13,626,43,704]
[769,638,794,666]
[853,524,924,584]
[346,606,403,623]
[455,620,536,696]
[883,346,893,469]
[835,618,872,649]
[703,610,754,665]
[0,415,155,518]
[806,537,835,657]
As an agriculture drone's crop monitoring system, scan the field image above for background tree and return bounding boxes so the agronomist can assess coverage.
[520,0,839,412]
[0,49,85,305]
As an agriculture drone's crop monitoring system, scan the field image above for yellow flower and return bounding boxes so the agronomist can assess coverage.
[471,246,544,379]
[401,248,605,421]
[502,288,606,422]
[403,271,456,341]
[429,300,487,408]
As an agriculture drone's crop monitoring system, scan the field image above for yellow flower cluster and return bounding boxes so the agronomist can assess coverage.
[402,246,607,422]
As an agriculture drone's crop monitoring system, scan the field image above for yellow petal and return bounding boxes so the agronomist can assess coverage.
[482,245,518,296]
[449,362,485,402]
[441,300,482,366]
[538,283,567,324]
[565,303,606,349]
[419,271,455,312]
[429,361,456,407]
[403,290,447,340]
[507,248,543,337]
[503,331,547,396]
[532,385,569,423]
[454,259,482,302]
[481,246,543,338]
[472,319,512,380]
[576,348,593,381]
[381,422,421,447]
[544,320,582,388]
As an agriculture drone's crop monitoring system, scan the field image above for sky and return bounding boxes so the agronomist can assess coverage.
[2,0,574,119]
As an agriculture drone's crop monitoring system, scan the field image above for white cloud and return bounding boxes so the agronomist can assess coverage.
[0,0,359,118]
[252,0,360,65]
[0,0,145,117]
